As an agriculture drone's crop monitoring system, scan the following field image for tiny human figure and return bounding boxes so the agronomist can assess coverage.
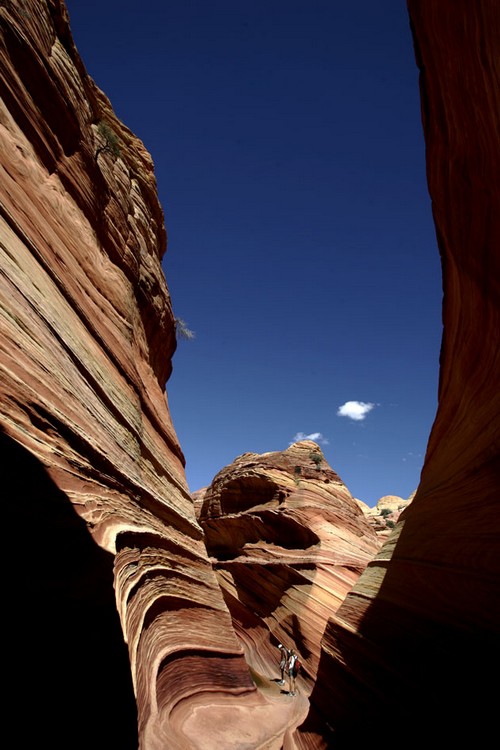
[287,649,299,696]
[277,643,289,685]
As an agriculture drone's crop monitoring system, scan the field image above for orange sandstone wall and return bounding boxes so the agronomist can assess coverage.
[198,441,380,692]
[3,1,498,748]
[0,3,269,749]
[308,2,500,746]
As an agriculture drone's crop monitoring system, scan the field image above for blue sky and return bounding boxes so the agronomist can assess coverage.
[66,1,443,506]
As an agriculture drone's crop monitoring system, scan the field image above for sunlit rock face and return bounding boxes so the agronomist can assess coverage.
[309,2,500,746]
[356,494,413,539]
[199,440,381,740]
[0,3,284,748]
[4,1,498,748]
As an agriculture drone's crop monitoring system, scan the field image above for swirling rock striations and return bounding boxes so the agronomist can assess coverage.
[199,440,381,747]
[0,3,288,748]
[3,1,498,748]
[307,2,500,746]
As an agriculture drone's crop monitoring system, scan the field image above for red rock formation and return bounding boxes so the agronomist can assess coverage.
[192,485,208,520]
[199,441,381,745]
[0,3,294,748]
[356,494,413,538]
[308,2,500,746]
[3,1,499,748]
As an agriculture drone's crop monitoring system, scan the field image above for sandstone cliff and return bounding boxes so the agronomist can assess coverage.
[307,2,500,746]
[1,1,499,748]
[356,493,413,538]
[198,442,380,712]
[0,3,291,748]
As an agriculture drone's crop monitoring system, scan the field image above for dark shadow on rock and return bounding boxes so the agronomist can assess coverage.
[2,430,138,749]
[290,612,312,660]
[216,561,314,619]
[300,519,499,748]
[203,511,320,561]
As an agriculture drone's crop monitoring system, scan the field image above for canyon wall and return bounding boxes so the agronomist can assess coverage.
[1,1,498,748]
[198,441,380,688]
[308,1,500,746]
[0,3,279,748]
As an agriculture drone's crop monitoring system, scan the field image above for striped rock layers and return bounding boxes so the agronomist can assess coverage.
[308,2,500,746]
[198,440,381,745]
[0,3,281,748]
[2,1,498,748]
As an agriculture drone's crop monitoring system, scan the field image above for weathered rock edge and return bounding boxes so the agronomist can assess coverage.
[307,1,500,746]
[0,3,278,749]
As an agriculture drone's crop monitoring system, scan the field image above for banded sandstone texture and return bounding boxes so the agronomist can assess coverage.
[309,2,500,746]
[0,3,283,748]
[198,441,380,731]
[2,1,499,748]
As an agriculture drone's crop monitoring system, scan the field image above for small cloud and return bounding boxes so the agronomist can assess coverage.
[290,431,329,445]
[337,401,375,421]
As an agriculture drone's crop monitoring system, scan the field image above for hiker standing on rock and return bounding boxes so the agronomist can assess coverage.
[287,649,300,696]
[277,643,290,685]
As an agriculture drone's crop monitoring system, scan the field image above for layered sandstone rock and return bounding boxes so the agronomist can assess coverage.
[198,440,381,743]
[356,493,413,538]
[308,2,500,746]
[0,3,292,748]
[3,1,499,748]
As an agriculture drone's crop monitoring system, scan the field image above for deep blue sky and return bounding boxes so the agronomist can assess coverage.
[66,1,443,506]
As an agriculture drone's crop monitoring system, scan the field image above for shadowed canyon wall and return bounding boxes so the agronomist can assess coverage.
[1,1,499,748]
[308,1,500,746]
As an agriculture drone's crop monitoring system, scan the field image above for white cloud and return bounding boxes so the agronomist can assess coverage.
[337,401,375,421]
[290,432,329,445]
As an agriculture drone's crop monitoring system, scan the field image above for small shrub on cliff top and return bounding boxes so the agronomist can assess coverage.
[309,451,323,470]
[95,120,121,159]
